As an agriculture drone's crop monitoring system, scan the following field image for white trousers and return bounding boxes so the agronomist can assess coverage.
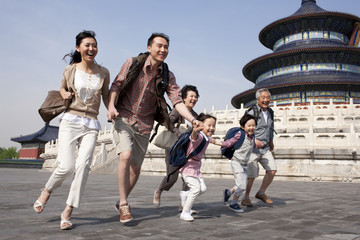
[181,174,207,212]
[45,120,98,208]
[230,160,248,197]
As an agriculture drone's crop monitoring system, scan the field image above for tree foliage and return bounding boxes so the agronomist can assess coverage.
[0,147,19,160]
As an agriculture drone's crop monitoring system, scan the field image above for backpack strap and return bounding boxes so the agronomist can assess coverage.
[186,136,207,160]
[246,104,259,122]
[247,104,277,135]
[233,129,246,150]
[166,136,207,182]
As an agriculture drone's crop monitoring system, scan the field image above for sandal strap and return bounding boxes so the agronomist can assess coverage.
[38,189,51,204]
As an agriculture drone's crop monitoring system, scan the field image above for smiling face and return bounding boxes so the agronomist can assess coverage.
[201,117,216,138]
[76,37,97,63]
[183,90,198,110]
[243,119,256,136]
[257,90,271,111]
[147,36,169,66]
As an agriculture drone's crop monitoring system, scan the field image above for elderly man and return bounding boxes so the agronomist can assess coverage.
[241,88,276,207]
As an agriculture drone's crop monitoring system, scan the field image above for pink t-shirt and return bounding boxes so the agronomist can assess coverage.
[179,132,210,178]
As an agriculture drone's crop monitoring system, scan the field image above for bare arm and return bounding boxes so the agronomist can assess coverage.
[174,102,195,123]
[106,91,119,121]
[175,102,203,130]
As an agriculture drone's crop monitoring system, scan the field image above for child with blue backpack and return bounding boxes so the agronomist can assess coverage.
[178,113,216,221]
[212,114,258,213]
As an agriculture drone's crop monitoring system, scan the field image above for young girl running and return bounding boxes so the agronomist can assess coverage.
[178,113,216,222]
[212,114,258,213]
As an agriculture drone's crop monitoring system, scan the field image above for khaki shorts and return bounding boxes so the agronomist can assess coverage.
[247,150,277,178]
[112,117,150,167]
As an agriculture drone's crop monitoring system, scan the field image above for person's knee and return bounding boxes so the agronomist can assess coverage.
[267,170,277,176]
[131,164,141,175]
[247,177,255,183]
[119,151,132,161]
[192,187,201,196]
[59,165,74,175]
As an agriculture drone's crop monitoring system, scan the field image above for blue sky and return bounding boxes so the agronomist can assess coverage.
[1,0,359,148]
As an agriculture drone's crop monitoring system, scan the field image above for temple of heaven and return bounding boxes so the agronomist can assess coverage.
[232,0,360,108]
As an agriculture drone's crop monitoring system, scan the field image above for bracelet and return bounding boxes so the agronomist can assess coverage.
[191,118,196,124]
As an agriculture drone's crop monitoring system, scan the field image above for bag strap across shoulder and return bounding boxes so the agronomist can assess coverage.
[167,135,207,182]
[186,136,207,160]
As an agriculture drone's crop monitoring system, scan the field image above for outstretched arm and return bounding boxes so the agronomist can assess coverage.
[191,122,203,140]
[175,102,203,130]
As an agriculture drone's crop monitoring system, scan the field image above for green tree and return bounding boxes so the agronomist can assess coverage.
[0,147,19,160]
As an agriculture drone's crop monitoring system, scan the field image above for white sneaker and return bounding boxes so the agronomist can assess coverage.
[179,191,188,208]
[180,211,194,222]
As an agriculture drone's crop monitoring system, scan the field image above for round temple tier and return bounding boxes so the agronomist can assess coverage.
[233,0,360,108]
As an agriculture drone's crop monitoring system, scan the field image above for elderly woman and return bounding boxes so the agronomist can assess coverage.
[153,84,199,211]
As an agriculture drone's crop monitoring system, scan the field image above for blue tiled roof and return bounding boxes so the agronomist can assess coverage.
[259,1,360,49]
[11,123,59,144]
[291,0,326,17]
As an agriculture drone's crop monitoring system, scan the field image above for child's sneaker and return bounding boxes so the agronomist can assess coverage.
[180,211,194,222]
[223,189,232,204]
[229,203,244,213]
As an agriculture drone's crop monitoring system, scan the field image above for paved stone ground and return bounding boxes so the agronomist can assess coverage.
[0,168,359,240]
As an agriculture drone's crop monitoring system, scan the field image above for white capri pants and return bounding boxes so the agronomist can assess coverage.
[181,173,207,212]
[45,120,98,208]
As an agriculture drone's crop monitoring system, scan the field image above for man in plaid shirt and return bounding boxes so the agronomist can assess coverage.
[107,33,201,223]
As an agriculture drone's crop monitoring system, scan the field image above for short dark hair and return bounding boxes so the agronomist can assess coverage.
[239,114,257,128]
[147,33,170,46]
[197,113,217,123]
[181,85,199,100]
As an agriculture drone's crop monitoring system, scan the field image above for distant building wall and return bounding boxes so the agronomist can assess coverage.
[19,148,41,159]
[40,100,360,182]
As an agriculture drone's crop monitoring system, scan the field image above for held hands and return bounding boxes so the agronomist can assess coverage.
[255,138,265,149]
[192,121,203,133]
[107,105,119,122]
[191,119,203,130]
[190,119,203,140]
[210,137,220,146]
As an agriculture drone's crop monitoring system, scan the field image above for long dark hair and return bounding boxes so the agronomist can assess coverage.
[63,30,97,64]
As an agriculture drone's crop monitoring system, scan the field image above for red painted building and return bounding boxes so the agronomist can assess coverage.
[11,123,59,159]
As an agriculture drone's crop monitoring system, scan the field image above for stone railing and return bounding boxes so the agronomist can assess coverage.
[41,100,360,182]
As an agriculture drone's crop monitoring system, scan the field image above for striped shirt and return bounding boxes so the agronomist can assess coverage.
[110,56,182,134]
